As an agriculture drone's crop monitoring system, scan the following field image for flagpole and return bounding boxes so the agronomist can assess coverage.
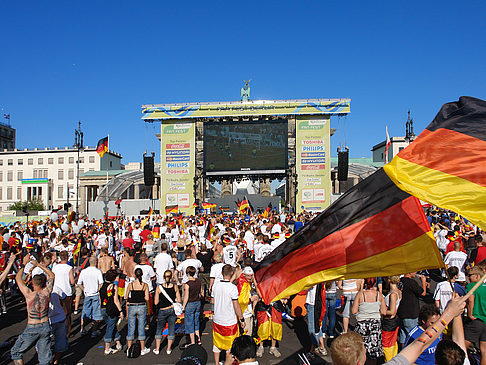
[105,134,109,220]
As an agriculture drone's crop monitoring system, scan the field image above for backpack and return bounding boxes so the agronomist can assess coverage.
[127,340,141,358]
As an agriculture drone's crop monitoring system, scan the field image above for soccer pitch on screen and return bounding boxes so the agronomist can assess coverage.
[204,119,288,175]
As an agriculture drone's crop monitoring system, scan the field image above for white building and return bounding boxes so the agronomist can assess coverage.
[371,136,412,163]
[0,147,122,212]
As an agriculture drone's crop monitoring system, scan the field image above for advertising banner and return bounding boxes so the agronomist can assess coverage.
[296,116,331,213]
[143,99,350,120]
[160,120,195,215]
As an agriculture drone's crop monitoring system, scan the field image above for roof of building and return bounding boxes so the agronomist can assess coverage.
[0,146,122,157]
[330,156,384,168]
[80,169,126,177]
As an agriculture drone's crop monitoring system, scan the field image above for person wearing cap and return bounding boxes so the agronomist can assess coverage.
[270,232,285,249]
[236,266,261,336]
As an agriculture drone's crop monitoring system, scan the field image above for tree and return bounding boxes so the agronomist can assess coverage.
[8,199,45,212]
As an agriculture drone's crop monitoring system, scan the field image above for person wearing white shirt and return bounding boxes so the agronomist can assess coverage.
[52,251,75,336]
[175,249,202,284]
[223,244,238,267]
[209,255,225,294]
[77,256,104,336]
[444,242,468,282]
[153,242,174,284]
[134,253,156,292]
[212,264,245,365]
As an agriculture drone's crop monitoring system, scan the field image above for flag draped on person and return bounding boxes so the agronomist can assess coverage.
[96,136,109,157]
[384,96,486,230]
[237,274,251,315]
[255,301,284,344]
[213,322,239,350]
[254,96,486,304]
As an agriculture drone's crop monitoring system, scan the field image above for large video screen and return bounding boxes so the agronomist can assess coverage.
[204,120,288,175]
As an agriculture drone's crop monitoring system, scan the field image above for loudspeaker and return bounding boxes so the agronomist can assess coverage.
[143,155,155,186]
[337,150,349,181]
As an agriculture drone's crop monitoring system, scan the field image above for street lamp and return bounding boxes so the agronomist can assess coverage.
[74,121,84,216]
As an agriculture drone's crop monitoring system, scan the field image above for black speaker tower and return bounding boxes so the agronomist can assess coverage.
[144,153,155,186]
[337,149,349,181]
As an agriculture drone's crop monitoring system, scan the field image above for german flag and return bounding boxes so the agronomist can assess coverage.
[213,322,239,351]
[239,199,249,214]
[202,202,216,209]
[192,202,198,208]
[96,136,109,157]
[147,207,153,216]
[254,168,443,304]
[237,274,251,315]
[256,301,283,344]
[384,96,486,230]
[204,221,215,240]
[262,202,272,218]
[165,205,178,215]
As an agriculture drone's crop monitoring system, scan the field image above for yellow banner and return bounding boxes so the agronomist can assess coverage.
[160,120,195,215]
[295,116,331,213]
[143,99,350,120]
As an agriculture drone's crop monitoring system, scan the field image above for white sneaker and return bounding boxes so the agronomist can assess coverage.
[141,348,150,356]
[269,347,281,357]
[166,349,172,355]
[152,349,160,355]
[256,346,264,357]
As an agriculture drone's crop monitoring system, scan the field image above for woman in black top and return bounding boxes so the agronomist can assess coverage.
[153,270,181,355]
[100,269,123,355]
[183,266,204,346]
[196,243,213,297]
[125,268,150,356]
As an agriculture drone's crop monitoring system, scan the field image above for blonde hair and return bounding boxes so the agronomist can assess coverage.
[330,332,365,365]
[389,276,401,285]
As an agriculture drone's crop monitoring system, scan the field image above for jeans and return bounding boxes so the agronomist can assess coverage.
[11,322,52,365]
[322,293,337,337]
[306,304,321,345]
[155,307,177,340]
[127,304,147,341]
[185,301,201,334]
[102,309,121,343]
[399,317,418,344]
[51,320,68,353]
[82,295,103,321]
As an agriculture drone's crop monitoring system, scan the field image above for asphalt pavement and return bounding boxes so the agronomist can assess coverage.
[0,294,334,365]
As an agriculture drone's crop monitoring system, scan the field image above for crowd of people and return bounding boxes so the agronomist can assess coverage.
[0,207,484,365]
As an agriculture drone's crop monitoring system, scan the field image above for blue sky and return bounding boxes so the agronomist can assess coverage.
[1,1,485,163]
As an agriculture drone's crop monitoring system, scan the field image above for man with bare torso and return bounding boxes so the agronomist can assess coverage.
[98,247,115,274]
[11,259,55,365]
[123,248,137,284]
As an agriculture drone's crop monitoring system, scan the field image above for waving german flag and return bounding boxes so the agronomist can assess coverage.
[254,96,486,304]
[96,136,109,157]
[165,205,178,215]
[384,96,486,230]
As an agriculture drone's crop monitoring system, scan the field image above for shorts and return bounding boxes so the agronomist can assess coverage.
[343,292,357,318]
[82,295,103,321]
[464,319,486,348]
[51,320,68,353]
[75,285,83,297]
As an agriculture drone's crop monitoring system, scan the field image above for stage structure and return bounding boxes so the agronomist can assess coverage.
[142,98,350,215]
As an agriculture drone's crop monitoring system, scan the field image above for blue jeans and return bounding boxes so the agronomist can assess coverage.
[322,293,337,337]
[11,322,52,365]
[185,301,201,334]
[82,295,103,321]
[127,304,147,341]
[155,307,177,340]
[306,304,321,345]
[51,320,68,353]
[399,317,418,344]
[102,309,121,343]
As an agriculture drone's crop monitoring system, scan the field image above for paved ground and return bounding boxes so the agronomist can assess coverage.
[0,294,335,365]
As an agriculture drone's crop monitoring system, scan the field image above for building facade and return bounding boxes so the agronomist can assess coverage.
[0,122,15,151]
[0,147,122,212]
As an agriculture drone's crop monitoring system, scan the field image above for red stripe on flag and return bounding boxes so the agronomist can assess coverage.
[213,322,239,337]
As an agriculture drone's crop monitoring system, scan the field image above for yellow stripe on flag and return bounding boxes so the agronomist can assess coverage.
[264,232,443,303]
[238,282,251,315]
[384,156,486,230]
[213,325,239,351]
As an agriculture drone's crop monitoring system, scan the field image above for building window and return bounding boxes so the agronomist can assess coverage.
[28,158,33,165]
[17,171,23,181]
[0,160,3,166]
[0,172,2,182]
[399,147,404,152]
[69,157,74,164]
[7,187,12,200]
[68,169,74,180]
[58,157,64,164]
[58,185,63,199]
[79,157,84,163]
[18,159,23,165]
[0,188,2,200]
[58,170,64,180]
[7,171,12,182]
[89,168,94,171]
[110,161,113,167]
[33,169,48,179]
[38,158,43,165]
[89,156,95,163]
[17,187,21,200]
[48,158,54,164]
[7,159,13,166]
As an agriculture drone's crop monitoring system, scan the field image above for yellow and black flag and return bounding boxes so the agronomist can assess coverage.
[96,136,109,157]
[384,96,486,230]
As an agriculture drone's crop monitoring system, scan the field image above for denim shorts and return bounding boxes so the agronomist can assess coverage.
[155,307,177,340]
[82,295,103,321]
[185,301,201,334]
[11,322,52,365]
[127,304,147,341]
[51,320,68,353]
[343,292,357,319]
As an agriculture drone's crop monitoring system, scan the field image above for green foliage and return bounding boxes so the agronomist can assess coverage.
[8,199,45,212]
